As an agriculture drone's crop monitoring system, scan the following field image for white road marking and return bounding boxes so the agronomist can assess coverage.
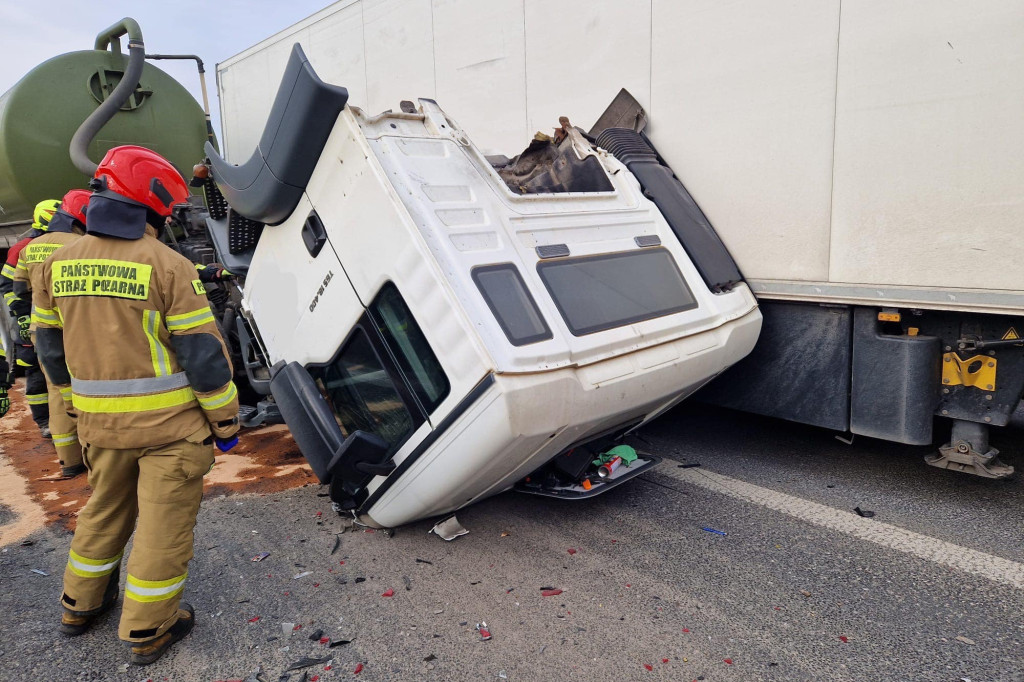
[656,459,1024,590]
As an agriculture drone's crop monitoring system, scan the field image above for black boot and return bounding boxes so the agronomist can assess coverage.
[129,603,195,666]
[59,565,119,636]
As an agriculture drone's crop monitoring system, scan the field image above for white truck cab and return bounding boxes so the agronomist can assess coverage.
[201,45,759,527]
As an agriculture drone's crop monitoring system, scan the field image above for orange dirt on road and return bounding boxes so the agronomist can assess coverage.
[0,380,312,543]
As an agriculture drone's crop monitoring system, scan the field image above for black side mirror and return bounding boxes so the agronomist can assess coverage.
[327,430,393,510]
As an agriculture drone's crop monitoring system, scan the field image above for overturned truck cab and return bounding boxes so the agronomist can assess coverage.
[197,45,760,528]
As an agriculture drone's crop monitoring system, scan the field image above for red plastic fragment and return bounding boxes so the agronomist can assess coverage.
[541,589,563,597]
[339,560,345,565]
[382,588,394,597]
[567,548,577,555]
[611,540,617,544]
[319,636,330,645]
[316,511,322,517]
[247,616,260,623]
[364,529,376,534]
[626,584,631,588]
[283,591,290,596]
[644,664,653,671]
[479,625,492,640]
[313,583,320,587]
[293,624,302,631]
[354,663,364,675]
[682,628,690,633]
[724,658,733,665]
[310,676,319,682]
[839,635,849,643]
[662,658,669,664]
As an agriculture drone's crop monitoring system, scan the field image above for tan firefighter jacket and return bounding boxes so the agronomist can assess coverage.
[13,230,82,325]
[33,226,240,449]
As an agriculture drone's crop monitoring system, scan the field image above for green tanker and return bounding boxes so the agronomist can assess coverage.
[0,18,211,233]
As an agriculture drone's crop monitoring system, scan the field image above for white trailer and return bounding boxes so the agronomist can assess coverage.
[216,0,1024,477]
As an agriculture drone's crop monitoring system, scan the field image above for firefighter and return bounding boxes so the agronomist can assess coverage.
[1,199,60,434]
[0,345,11,419]
[13,189,89,476]
[34,145,240,665]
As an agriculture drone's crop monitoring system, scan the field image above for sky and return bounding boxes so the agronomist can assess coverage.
[0,0,335,140]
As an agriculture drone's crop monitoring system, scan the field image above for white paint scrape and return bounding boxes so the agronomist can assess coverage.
[657,459,1024,590]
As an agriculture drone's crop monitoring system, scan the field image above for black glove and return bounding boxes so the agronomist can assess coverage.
[197,265,234,283]
[0,386,10,419]
[17,315,31,341]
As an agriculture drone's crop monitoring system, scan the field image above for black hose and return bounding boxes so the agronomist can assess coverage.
[69,18,146,176]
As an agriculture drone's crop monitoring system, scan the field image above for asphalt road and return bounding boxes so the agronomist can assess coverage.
[1,402,1022,682]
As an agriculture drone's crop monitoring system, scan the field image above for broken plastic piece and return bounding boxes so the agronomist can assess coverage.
[247,616,260,623]
[644,664,653,671]
[541,589,563,597]
[416,558,433,564]
[724,659,733,665]
[662,658,669,664]
[431,516,469,541]
[424,654,437,662]
[353,663,364,675]
[403,575,412,591]
[30,568,49,576]
[308,628,324,641]
[284,656,333,672]
[853,507,875,518]
[567,548,577,555]
[328,639,352,648]
[331,536,340,555]
[476,622,492,640]
[293,571,312,579]
[839,635,849,643]
[251,552,271,562]
[701,527,727,536]
[382,588,394,597]
[678,462,700,469]
[243,665,267,682]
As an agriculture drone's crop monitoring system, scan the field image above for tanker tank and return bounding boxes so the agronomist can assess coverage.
[0,18,211,247]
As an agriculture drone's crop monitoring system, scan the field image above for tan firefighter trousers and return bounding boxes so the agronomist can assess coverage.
[60,426,213,642]
[46,381,81,469]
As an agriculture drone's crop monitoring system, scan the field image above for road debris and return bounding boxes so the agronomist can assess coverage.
[403,575,412,591]
[800,590,812,598]
[567,548,577,555]
[293,571,313,579]
[724,658,733,665]
[284,656,333,672]
[330,536,341,555]
[498,671,508,679]
[247,616,260,623]
[382,588,394,597]
[955,636,976,645]
[282,622,295,636]
[643,663,653,671]
[839,635,849,643]
[30,568,48,576]
[541,589,563,597]
[701,527,727,536]
[431,516,469,541]
[476,622,492,640]
[242,665,267,682]
[854,507,876,518]
[424,654,437,662]
[677,462,701,468]
[353,663,364,675]
[251,552,271,562]
[500,531,511,537]
[308,628,324,641]
[416,558,433,565]
[328,639,352,648]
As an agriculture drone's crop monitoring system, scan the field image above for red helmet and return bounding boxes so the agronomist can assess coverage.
[91,145,189,217]
[60,189,91,226]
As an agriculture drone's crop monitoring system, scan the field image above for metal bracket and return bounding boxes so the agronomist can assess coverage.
[941,353,996,391]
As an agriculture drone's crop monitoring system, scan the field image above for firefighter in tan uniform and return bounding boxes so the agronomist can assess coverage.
[34,146,240,666]
[13,189,89,476]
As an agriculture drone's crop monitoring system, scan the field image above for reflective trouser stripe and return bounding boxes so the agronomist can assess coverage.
[125,572,187,603]
[67,549,122,578]
[197,383,237,411]
[32,305,60,326]
[142,310,172,376]
[59,385,72,400]
[26,392,48,405]
[72,386,196,414]
[71,373,190,396]
[2,291,16,305]
[52,432,78,447]
[166,307,215,332]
